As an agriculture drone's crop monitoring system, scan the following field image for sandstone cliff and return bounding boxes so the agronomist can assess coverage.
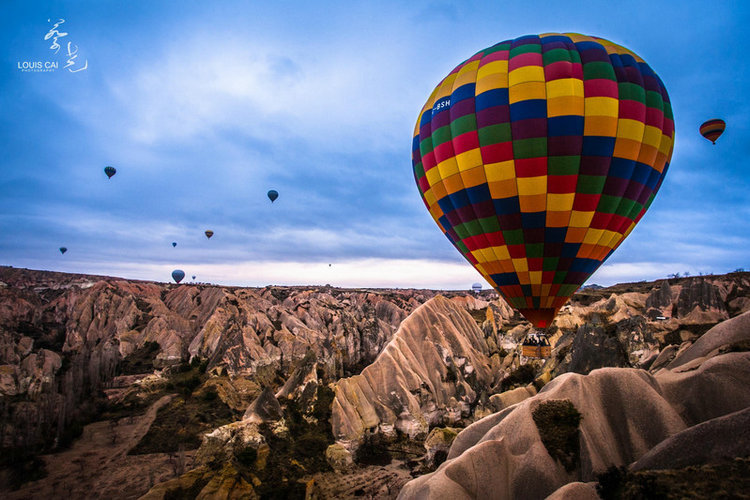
[0,266,496,457]
[331,296,504,448]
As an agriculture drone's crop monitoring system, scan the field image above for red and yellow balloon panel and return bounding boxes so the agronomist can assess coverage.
[699,119,725,144]
[412,33,674,328]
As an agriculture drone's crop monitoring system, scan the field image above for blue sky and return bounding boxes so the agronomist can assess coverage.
[1,0,748,289]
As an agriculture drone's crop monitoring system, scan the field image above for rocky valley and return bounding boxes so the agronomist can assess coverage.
[0,265,749,498]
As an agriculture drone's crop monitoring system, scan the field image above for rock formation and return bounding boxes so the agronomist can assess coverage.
[242,387,282,423]
[0,266,476,453]
[331,296,504,449]
[398,309,750,499]
[1,266,749,498]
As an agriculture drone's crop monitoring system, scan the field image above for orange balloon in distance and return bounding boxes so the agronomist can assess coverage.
[699,119,725,144]
[412,33,675,327]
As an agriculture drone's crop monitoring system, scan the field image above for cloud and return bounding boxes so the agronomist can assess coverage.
[94,29,420,155]
[9,255,482,290]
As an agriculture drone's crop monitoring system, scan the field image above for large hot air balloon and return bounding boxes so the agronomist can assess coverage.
[104,166,116,179]
[172,242,177,247]
[699,119,725,144]
[412,33,674,328]
[205,230,214,239]
[172,269,185,283]
[59,247,67,254]
[267,190,279,203]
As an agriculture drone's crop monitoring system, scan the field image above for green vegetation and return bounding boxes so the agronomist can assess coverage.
[118,341,160,375]
[501,363,537,391]
[129,362,237,454]
[356,431,393,466]
[597,458,750,499]
[532,399,582,473]
[162,474,213,500]
[234,446,258,466]
[238,385,336,499]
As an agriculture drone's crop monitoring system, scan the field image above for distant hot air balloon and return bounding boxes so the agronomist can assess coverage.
[59,247,67,254]
[104,166,116,179]
[267,190,279,203]
[172,269,185,283]
[699,119,725,144]
[172,242,177,247]
[205,230,214,239]
[192,275,196,280]
[472,283,482,294]
[413,33,674,328]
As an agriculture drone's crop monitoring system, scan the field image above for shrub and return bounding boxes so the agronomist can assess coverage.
[234,446,257,466]
[596,465,627,500]
[200,389,218,402]
[532,399,582,472]
[501,364,536,391]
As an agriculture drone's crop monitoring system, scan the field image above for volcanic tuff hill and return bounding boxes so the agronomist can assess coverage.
[0,265,748,498]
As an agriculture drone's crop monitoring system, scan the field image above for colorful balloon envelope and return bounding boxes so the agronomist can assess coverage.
[172,269,185,283]
[267,190,279,203]
[699,119,725,144]
[412,33,674,327]
[205,230,214,239]
[104,166,116,179]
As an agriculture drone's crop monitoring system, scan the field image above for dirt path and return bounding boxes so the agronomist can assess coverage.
[10,394,195,500]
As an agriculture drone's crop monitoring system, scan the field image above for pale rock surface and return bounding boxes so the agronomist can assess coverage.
[331,296,502,446]
[0,266,462,450]
[649,344,678,371]
[489,385,536,412]
[399,350,750,500]
[325,443,354,472]
[544,481,599,500]
[631,406,750,471]
[655,352,750,426]
[242,386,282,423]
[665,309,750,370]
[195,419,269,467]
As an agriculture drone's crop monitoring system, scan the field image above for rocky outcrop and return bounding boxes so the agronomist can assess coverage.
[1,265,749,498]
[194,419,269,468]
[0,266,483,453]
[631,406,750,471]
[672,278,727,320]
[423,427,459,469]
[242,387,282,423]
[545,482,599,500]
[331,296,503,447]
[489,385,536,412]
[664,310,750,370]
[399,349,750,499]
[645,280,673,316]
